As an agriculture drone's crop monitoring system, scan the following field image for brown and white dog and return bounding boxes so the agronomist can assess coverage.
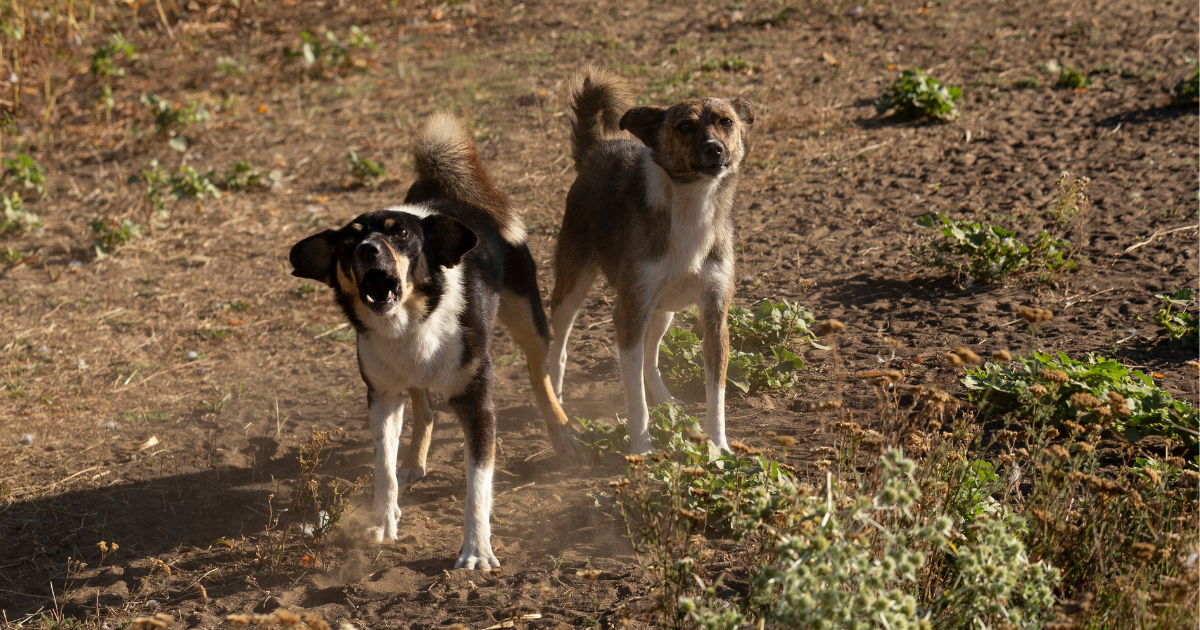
[290,113,576,569]
[548,68,754,454]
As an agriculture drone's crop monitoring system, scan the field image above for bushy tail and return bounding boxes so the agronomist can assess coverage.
[569,67,633,170]
[412,112,526,245]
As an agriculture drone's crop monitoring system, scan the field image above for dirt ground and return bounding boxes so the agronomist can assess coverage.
[0,0,1197,627]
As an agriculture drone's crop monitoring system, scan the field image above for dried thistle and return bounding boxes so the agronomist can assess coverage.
[1018,306,1054,324]
[498,605,538,620]
[818,319,846,336]
[1070,392,1102,409]
[953,346,981,364]
[859,369,904,383]
[625,454,646,466]
[688,431,709,444]
[1030,384,1049,397]
[946,352,965,367]
[130,615,173,630]
[992,349,1013,362]
[681,466,706,476]
[1041,369,1069,384]
[815,400,843,411]
[776,435,797,448]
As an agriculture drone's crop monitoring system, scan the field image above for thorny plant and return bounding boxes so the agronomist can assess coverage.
[259,430,364,573]
[913,171,1089,286]
[604,316,1198,629]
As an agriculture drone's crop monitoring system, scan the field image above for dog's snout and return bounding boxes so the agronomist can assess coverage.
[356,240,382,260]
[702,141,724,159]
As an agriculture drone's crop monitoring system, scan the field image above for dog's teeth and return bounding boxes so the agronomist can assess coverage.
[366,294,376,303]
[387,291,395,301]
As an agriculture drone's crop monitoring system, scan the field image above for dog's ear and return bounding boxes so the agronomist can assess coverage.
[729,98,755,126]
[619,106,666,150]
[421,214,478,269]
[290,230,339,285]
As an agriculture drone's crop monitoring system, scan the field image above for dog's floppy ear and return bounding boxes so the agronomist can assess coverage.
[729,98,755,126]
[290,230,339,285]
[421,214,478,269]
[620,106,666,150]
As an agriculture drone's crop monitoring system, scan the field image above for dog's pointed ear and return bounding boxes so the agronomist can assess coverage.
[619,106,666,150]
[421,214,478,269]
[729,98,755,126]
[290,230,340,285]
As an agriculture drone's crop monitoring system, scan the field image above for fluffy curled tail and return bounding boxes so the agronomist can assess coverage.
[569,67,633,170]
[412,112,525,245]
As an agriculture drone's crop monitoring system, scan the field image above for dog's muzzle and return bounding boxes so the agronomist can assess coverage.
[355,241,404,313]
[694,139,730,177]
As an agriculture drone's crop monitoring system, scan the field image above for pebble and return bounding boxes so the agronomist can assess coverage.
[145,599,161,609]
[19,434,35,445]
[187,351,199,361]
[104,421,118,431]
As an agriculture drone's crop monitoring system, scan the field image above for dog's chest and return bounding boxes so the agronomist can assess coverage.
[640,173,724,311]
[358,323,470,396]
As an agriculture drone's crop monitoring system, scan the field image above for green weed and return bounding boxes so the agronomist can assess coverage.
[875,67,962,121]
[221,160,278,191]
[284,26,374,75]
[348,151,386,188]
[0,192,40,234]
[1174,57,1199,104]
[215,55,245,77]
[130,160,221,215]
[90,34,135,81]
[913,213,1075,285]
[3,153,45,195]
[1152,288,1198,347]
[965,350,1198,444]
[193,328,229,341]
[0,246,23,264]
[90,219,143,256]
[1057,65,1090,89]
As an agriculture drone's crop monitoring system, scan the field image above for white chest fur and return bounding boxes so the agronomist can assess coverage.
[637,153,730,312]
[356,263,473,397]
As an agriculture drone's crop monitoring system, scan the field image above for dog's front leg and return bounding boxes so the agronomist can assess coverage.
[366,389,405,543]
[449,375,501,570]
[699,288,732,451]
[616,298,653,455]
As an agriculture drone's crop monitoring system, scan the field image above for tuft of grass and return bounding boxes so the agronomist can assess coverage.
[1057,65,1090,90]
[215,55,245,77]
[875,67,962,121]
[1012,76,1041,88]
[348,151,386,188]
[1174,57,1199,104]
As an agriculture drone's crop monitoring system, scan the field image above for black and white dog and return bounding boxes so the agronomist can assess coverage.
[290,113,576,569]
[548,68,754,455]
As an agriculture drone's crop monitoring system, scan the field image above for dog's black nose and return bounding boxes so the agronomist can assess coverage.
[701,140,725,162]
[356,241,382,259]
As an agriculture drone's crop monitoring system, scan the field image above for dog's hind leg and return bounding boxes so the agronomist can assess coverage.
[547,264,599,404]
[616,296,654,455]
[643,310,682,407]
[366,389,406,543]
[398,388,433,484]
[499,290,580,455]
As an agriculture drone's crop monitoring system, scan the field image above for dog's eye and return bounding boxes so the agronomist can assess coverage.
[719,117,734,128]
[392,229,409,241]
[677,121,694,133]
[342,237,357,247]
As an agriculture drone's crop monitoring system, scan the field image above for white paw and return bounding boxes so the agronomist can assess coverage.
[649,394,684,407]
[629,438,654,457]
[397,467,425,485]
[455,543,500,570]
[364,524,398,544]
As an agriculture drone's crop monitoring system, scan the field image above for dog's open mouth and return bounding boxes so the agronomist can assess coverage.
[360,269,401,310]
[695,163,727,177]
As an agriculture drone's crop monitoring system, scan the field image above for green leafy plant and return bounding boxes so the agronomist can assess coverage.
[913,213,1075,285]
[875,66,963,121]
[1175,57,1199,104]
[284,26,373,75]
[701,55,751,73]
[965,350,1198,444]
[221,160,278,190]
[1152,288,1198,348]
[1057,65,1090,89]
[0,246,23,264]
[577,401,702,461]
[660,300,821,394]
[3,153,45,195]
[348,151,386,188]
[0,192,40,233]
[91,219,143,256]
[141,94,210,150]
[90,34,135,81]
[130,160,221,215]
[215,55,245,77]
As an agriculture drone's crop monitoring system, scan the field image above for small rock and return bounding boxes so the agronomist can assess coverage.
[956,153,978,167]
[77,359,88,370]
[145,599,161,609]
[103,421,118,431]
[36,345,49,355]
[186,351,199,361]
[19,434,34,445]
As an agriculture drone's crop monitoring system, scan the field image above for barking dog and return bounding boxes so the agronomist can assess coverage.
[548,68,754,454]
[289,113,576,569]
